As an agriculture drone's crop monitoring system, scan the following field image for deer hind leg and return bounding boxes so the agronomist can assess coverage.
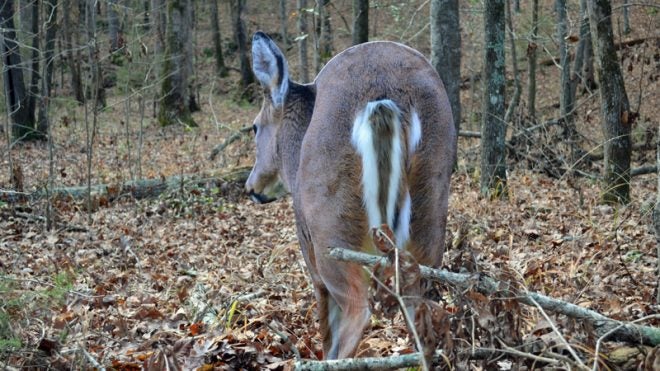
[317,257,370,359]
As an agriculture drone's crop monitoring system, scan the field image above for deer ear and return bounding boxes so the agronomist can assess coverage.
[252,32,289,108]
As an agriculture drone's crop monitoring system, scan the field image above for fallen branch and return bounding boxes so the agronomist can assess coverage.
[631,165,657,177]
[208,126,253,161]
[294,346,583,370]
[458,130,481,138]
[0,168,252,205]
[328,247,660,346]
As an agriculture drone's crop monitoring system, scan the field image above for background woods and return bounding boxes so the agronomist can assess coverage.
[0,0,658,369]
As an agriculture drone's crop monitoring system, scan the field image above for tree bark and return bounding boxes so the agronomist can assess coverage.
[319,0,333,60]
[279,0,289,48]
[62,0,84,104]
[1,0,35,141]
[430,0,461,135]
[297,0,309,82]
[37,0,59,136]
[158,0,196,126]
[579,0,596,92]
[588,0,632,204]
[231,0,253,89]
[480,0,507,197]
[504,0,520,125]
[210,0,228,77]
[352,0,368,45]
[86,0,105,109]
[556,0,576,128]
[183,0,198,112]
[27,0,40,133]
[526,0,539,124]
[108,0,121,52]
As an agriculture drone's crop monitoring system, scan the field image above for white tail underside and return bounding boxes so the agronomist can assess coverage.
[351,100,421,248]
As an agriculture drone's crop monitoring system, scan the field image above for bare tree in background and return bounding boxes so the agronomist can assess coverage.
[37,0,59,135]
[317,0,333,62]
[352,0,368,45]
[62,0,85,104]
[26,0,40,136]
[480,0,507,197]
[231,0,253,88]
[588,0,632,204]
[576,0,595,92]
[210,0,228,77]
[183,0,199,112]
[158,0,196,126]
[556,0,577,139]
[430,0,461,135]
[297,0,309,82]
[1,0,36,141]
[108,0,122,53]
[526,0,539,124]
[279,0,289,48]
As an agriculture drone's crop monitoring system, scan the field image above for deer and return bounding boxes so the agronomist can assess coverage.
[246,31,456,359]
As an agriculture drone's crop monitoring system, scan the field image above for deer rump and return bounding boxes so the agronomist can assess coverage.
[248,32,456,359]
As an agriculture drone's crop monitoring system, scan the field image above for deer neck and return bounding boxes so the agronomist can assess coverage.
[279,82,316,193]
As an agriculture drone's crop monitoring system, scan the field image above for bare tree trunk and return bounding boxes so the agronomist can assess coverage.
[313,0,332,72]
[622,0,631,34]
[37,0,59,135]
[158,0,196,126]
[86,0,105,109]
[526,0,538,124]
[430,0,461,135]
[279,0,289,48]
[231,0,253,88]
[297,0,309,82]
[319,0,332,59]
[1,0,35,141]
[504,0,520,125]
[210,0,228,77]
[27,0,40,135]
[184,0,198,112]
[108,0,121,52]
[556,0,577,138]
[352,0,368,45]
[62,0,84,104]
[579,0,596,92]
[480,0,507,198]
[588,0,632,204]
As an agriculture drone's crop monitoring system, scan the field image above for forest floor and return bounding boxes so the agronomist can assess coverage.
[1,99,657,369]
[1,1,659,369]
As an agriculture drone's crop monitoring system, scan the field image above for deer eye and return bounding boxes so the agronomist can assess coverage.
[252,125,258,135]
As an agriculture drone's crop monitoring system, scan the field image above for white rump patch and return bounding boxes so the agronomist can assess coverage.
[409,110,422,155]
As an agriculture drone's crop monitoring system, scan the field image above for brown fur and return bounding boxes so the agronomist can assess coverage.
[247,37,456,359]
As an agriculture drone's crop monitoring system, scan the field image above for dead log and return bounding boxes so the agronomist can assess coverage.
[631,165,657,177]
[329,247,660,347]
[0,167,252,205]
